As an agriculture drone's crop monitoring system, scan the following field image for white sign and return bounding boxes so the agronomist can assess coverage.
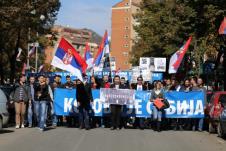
[154,58,166,72]
[139,57,151,69]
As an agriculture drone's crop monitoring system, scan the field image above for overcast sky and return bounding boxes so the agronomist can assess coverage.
[55,0,122,36]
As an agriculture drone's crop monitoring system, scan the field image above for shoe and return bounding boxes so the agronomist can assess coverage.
[21,124,25,128]
[15,125,20,129]
[110,127,116,130]
[116,127,120,130]
[39,128,44,132]
[28,124,32,128]
[44,124,47,128]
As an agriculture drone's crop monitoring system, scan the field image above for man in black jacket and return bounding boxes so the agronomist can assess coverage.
[34,75,49,131]
[110,75,125,130]
[76,79,91,130]
[132,76,147,130]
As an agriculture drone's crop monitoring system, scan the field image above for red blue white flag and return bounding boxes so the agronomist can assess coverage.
[84,42,93,71]
[219,17,226,35]
[51,37,87,81]
[169,36,192,74]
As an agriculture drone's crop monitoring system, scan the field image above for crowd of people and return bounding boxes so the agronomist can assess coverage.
[7,73,208,132]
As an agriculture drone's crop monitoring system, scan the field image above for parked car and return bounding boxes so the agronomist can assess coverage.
[203,91,214,130]
[208,91,226,137]
[217,95,226,138]
[0,88,9,130]
[0,85,15,125]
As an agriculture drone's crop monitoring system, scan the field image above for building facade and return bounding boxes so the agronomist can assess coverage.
[111,0,141,70]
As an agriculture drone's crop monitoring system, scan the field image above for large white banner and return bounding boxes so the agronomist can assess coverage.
[100,88,135,106]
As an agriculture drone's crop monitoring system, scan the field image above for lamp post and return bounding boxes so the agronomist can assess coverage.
[27,14,45,73]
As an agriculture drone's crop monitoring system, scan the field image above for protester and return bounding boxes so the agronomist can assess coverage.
[27,75,36,128]
[119,77,129,129]
[100,75,111,128]
[34,75,49,131]
[110,75,123,130]
[63,75,74,89]
[196,77,207,131]
[52,75,64,126]
[150,81,165,132]
[190,76,200,131]
[90,76,100,89]
[131,76,147,130]
[76,79,91,130]
[180,78,192,130]
[46,77,57,128]
[63,75,74,127]
[11,74,31,129]
[101,75,111,88]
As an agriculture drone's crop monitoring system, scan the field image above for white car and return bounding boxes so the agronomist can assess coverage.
[0,88,9,130]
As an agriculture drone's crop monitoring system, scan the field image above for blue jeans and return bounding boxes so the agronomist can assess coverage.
[198,118,204,131]
[153,106,163,122]
[34,101,47,129]
[27,103,33,126]
[50,102,57,126]
[78,106,90,129]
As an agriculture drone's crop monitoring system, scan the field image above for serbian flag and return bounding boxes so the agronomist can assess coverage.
[219,17,226,35]
[93,30,110,67]
[51,37,87,81]
[38,64,44,73]
[16,48,22,61]
[28,45,36,58]
[22,63,27,74]
[169,36,192,74]
[84,43,93,71]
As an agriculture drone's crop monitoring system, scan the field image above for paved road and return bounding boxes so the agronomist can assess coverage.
[0,127,226,151]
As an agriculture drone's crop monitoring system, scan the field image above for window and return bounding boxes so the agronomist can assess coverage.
[125,61,129,65]
[125,3,129,6]
[123,52,129,57]
[124,44,129,48]
[125,9,129,12]
[125,26,129,30]
[124,35,129,39]
[125,17,129,21]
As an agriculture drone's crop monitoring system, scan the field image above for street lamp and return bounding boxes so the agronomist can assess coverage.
[27,14,45,73]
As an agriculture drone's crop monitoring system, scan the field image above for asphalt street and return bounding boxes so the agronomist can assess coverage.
[0,127,226,151]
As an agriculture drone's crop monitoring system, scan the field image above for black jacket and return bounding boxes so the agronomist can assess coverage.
[34,83,49,101]
[131,84,148,91]
[76,83,90,107]
[63,81,74,89]
[84,82,93,102]
[110,84,127,89]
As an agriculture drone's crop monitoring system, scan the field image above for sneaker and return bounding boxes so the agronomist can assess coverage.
[39,128,44,132]
[15,125,20,129]
[28,124,32,128]
[21,124,25,128]
[44,124,47,128]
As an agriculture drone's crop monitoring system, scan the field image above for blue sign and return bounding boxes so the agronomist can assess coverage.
[54,88,205,118]
[151,73,163,82]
